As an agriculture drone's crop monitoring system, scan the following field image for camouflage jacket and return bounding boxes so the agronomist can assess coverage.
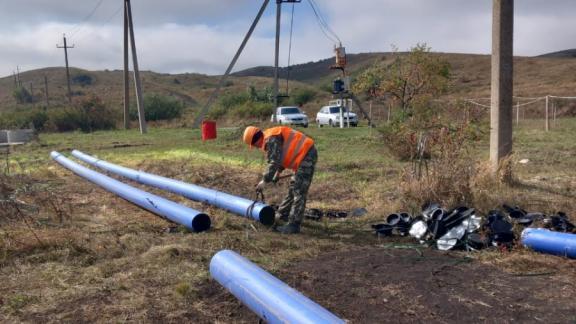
[263,135,284,183]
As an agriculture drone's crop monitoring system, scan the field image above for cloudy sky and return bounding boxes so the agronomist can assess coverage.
[0,0,574,78]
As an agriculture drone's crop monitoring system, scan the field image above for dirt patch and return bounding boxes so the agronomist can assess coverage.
[201,246,576,323]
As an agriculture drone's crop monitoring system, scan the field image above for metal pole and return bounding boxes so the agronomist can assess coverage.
[489,0,514,173]
[126,0,147,134]
[192,0,270,128]
[272,0,282,123]
[123,4,130,129]
[545,95,549,132]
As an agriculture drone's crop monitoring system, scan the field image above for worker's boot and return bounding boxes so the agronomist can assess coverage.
[276,212,289,222]
[276,222,301,234]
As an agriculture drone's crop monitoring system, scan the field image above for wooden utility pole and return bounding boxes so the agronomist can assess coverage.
[123,3,130,129]
[57,34,74,103]
[124,0,147,134]
[16,66,22,87]
[489,0,514,173]
[44,76,50,107]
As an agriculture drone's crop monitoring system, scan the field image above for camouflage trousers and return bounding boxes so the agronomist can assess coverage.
[277,146,317,224]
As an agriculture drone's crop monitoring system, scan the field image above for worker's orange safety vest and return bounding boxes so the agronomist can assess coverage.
[263,126,314,171]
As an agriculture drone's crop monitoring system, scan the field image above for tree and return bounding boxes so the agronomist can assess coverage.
[354,44,450,114]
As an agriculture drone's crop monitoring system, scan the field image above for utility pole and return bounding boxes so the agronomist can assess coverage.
[192,0,271,128]
[123,3,130,129]
[16,66,22,87]
[489,0,514,174]
[125,0,147,134]
[44,75,50,107]
[57,34,74,103]
[272,0,282,123]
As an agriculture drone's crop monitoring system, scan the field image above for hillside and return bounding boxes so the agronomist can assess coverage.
[538,49,576,58]
[2,51,576,123]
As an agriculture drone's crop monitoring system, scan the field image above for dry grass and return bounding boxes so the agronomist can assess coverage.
[0,123,575,322]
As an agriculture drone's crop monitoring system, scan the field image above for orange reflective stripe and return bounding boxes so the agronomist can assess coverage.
[288,135,307,169]
[281,130,296,166]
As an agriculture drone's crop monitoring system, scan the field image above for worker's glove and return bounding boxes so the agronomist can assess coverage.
[255,180,266,191]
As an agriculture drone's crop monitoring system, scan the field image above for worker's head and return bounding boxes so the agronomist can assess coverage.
[243,126,264,148]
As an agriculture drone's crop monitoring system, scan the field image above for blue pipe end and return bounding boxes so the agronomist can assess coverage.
[258,206,275,226]
[193,213,211,232]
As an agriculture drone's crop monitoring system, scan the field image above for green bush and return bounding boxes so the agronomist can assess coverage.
[0,109,48,130]
[233,102,273,119]
[48,96,116,132]
[72,74,93,86]
[131,94,184,121]
[13,87,33,104]
[290,88,317,106]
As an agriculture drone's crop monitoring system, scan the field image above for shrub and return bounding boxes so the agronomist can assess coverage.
[131,94,184,121]
[13,87,33,104]
[48,96,117,132]
[233,102,273,119]
[0,109,48,130]
[72,74,93,86]
[290,88,317,106]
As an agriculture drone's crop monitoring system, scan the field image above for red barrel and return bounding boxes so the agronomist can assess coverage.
[202,120,217,141]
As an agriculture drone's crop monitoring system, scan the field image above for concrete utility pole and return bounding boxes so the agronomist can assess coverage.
[272,0,282,123]
[57,34,74,103]
[489,0,514,173]
[44,75,50,107]
[192,0,271,128]
[125,0,147,134]
[123,3,130,129]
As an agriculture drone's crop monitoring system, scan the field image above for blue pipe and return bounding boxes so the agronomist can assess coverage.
[521,228,576,259]
[71,150,274,225]
[210,250,345,324]
[51,151,211,232]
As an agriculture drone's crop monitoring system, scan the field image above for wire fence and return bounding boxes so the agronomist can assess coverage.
[363,95,576,132]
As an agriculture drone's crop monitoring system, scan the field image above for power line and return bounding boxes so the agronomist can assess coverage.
[74,3,123,44]
[68,0,107,39]
[307,0,341,44]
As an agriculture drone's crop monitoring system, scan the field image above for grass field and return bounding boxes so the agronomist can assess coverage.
[1,119,575,322]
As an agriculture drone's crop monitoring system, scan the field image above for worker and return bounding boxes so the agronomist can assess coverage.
[243,125,317,234]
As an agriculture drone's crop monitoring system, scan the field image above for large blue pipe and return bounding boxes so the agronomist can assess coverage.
[210,250,345,324]
[51,151,211,232]
[521,228,576,259]
[71,150,275,225]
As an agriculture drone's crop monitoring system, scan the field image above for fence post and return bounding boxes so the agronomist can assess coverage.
[545,95,549,132]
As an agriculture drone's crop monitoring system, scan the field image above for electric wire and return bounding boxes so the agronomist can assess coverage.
[73,3,123,44]
[309,0,341,42]
[285,2,296,94]
[68,0,107,39]
[306,0,340,44]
